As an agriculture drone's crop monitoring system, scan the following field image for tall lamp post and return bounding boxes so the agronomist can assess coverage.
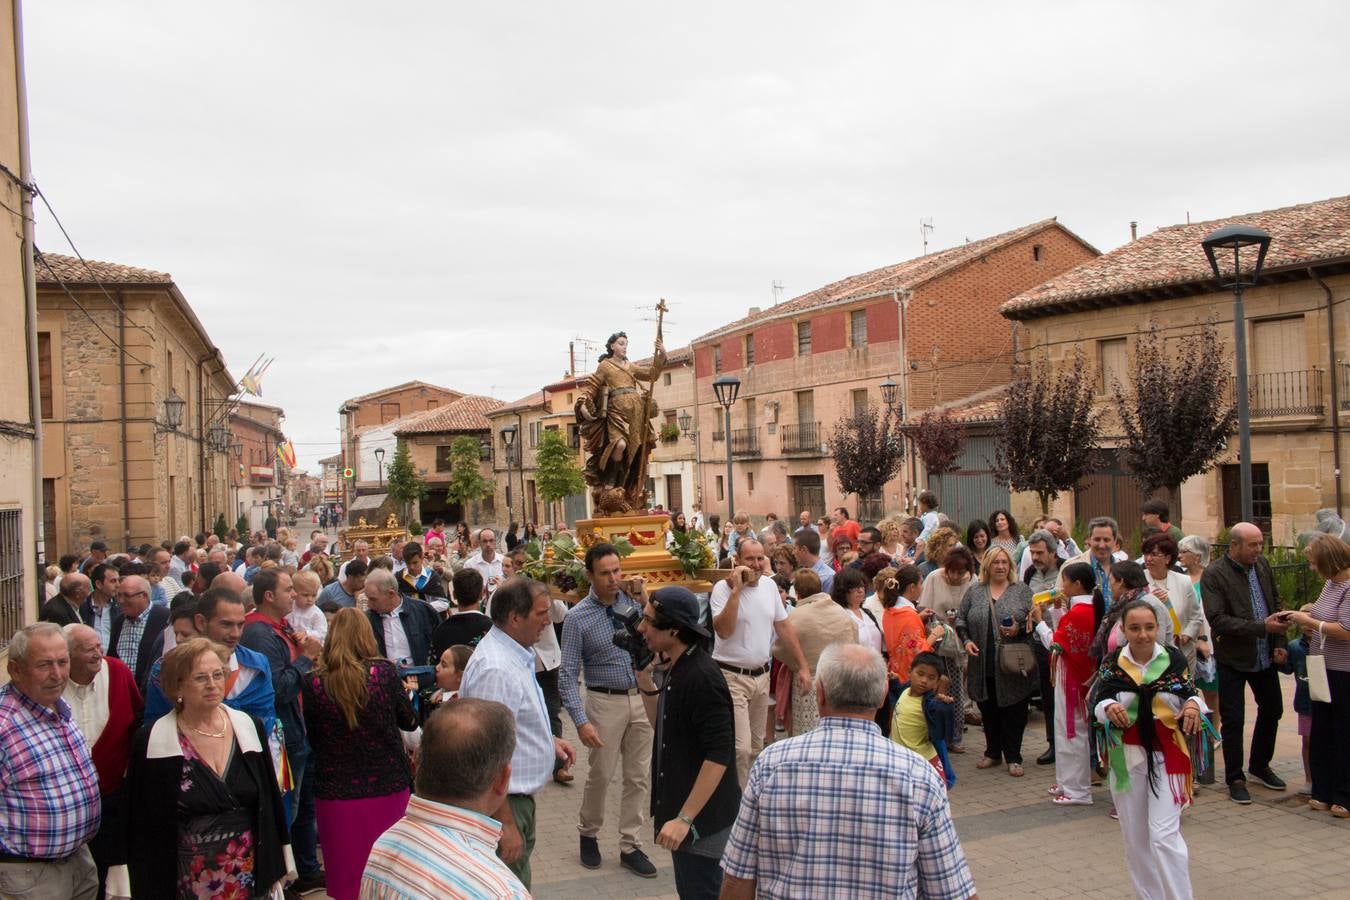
[1202,224,1272,524]
[374,446,386,490]
[501,425,518,524]
[713,375,741,519]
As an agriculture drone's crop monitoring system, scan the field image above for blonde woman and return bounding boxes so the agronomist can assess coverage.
[301,608,418,900]
[917,526,958,578]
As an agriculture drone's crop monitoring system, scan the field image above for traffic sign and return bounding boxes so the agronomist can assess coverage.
[343,467,354,479]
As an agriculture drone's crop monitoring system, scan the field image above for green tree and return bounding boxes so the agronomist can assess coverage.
[213,513,228,540]
[445,436,495,511]
[384,439,426,525]
[535,428,586,523]
[235,514,250,536]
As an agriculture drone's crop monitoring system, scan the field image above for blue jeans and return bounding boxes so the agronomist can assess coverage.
[671,850,723,900]
[289,748,321,877]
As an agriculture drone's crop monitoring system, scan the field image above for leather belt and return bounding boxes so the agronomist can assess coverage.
[717,661,770,677]
[587,685,638,696]
[0,849,78,865]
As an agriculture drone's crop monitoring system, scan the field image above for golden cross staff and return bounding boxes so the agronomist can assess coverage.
[636,298,668,504]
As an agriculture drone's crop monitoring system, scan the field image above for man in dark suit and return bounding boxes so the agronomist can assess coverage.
[83,562,123,652]
[365,567,440,689]
[39,572,91,626]
[107,573,170,693]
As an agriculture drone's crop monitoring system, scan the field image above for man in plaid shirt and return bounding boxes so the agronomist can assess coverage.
[0,623,102,899]
[719,643,977,900]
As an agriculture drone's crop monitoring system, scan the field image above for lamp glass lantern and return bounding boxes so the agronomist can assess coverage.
[162,389,186,431]
[712,375,741,409]
[1201,224,1272,289]
[208,422,229,452]
[677,410,692,435]
[373,447,386,464]
[879,377,899,409]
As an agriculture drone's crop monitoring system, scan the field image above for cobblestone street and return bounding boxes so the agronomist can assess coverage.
[519,674,1349,900]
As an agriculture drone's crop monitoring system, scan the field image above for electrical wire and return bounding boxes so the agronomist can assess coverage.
[34,186,154,335]
[35,246,155,369]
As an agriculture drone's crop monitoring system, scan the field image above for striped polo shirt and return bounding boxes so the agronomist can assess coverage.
[359,794,530,899]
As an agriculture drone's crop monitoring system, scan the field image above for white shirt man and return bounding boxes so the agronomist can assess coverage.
[338,540,372,580]
[709,538,812,787]
[464,529,505,596]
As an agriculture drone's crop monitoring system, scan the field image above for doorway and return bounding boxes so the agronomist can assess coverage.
[665,474,683,512]
[790,475,825,522]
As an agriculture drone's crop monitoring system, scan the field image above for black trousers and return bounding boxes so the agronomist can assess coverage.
[671,850,724,900]
[88,786,127,900]
[1217,662,1283,783]
[1034,641,1054,744]
[1310,668,1350,808]
[978,677,1030,765]
[537,666,565,772]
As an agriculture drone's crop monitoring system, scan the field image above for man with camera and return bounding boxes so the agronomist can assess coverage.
[559,543,657,878]
[633,586,742,899]
[711,537,813,786]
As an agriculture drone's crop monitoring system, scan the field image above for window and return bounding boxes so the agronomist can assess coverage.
[567,423,581,448]
[380,402,401,424]
[529,421,540,448]
[664,411,676,428]
[747,471,755,492]
[426,400,439,410]
[743,398,756,427]
[37,332,52,419]
[436,446,453,472]
[797,321,812,356]
[1251,316,1306,374]
[851,388,868,417]
[713,344,723,373]
[1033,244,1043,262]
[716,475,724,501]
[1098,338,1128,393]
[796,389,815,423]
[1,508,23,647]
[663,372,671,386]
[567,392,574,404]
[744,333,755,366]
[850,310,868,348]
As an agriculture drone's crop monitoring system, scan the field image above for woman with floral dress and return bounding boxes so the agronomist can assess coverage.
[127,638,290,899]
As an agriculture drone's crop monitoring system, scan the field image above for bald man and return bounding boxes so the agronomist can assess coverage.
[40,572,92,626]
[106,574,171,693]
[1200,521,1289,804]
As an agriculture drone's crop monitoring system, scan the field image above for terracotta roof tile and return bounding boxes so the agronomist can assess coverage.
[693,219,1089,344]
[394,395,503,435]
[342,380,462,407]
[1002,194,1350,319]
[36,251,173,285]
[901,385,1007,426]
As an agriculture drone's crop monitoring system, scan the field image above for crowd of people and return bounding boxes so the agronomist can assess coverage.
[3,491,1347,899]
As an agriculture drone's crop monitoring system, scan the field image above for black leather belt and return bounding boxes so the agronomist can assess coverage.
[717,661,770,677]
[587,685,638,696]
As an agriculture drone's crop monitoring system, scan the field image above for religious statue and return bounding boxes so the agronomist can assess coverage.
[575,301,668,515]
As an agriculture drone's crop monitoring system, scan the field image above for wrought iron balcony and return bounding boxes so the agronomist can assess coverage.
[730,427,761,457]
[1231,368,1324,418]
[781,421,824,455]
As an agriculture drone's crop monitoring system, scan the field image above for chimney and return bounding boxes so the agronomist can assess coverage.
[748,306,761,317]
[1130,221,1138,241]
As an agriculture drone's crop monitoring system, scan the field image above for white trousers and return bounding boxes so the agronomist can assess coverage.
[1111,747,1192,900]
[1053,678,1092,802]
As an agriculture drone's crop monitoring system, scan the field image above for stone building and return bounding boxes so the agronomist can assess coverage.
[486,375,590,529]
[1001,194,1350,542]
[36,253,235,555]
[644,347,697,513]
[229,400,288,533]
[0,9,36,638]
[687,219,1097,525]
[392,394,502,526]
[338,380,463,512]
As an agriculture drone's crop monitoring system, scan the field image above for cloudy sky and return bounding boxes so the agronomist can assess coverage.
[26,1,1350,470]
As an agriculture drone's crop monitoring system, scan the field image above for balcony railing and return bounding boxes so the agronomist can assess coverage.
[730,427,761,457]
[1231,368,1324,418]
[781,421,824,455]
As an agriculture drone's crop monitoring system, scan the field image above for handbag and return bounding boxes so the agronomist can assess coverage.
[1193,652,1217,685]
[1307,654,1332,704]
[999,641,1037,678]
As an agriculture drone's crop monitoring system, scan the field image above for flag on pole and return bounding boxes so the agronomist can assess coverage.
[276,440,297,469]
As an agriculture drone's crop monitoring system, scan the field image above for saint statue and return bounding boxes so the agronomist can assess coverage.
[575,329,667,515]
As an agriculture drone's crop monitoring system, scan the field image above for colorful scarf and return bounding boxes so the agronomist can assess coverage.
[1091,643,1199,804]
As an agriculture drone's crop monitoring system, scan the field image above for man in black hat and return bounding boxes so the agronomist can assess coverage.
[635,587,741,899]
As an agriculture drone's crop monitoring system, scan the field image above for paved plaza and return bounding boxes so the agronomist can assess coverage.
[521,673,1348,900]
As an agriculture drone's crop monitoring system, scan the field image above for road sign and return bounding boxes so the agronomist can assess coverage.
[343,467,354,479]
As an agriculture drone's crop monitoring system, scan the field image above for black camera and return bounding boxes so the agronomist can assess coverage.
[611,603,654,671]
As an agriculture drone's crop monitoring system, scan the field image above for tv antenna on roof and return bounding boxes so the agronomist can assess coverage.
[920,218,935,256]
[771,280,785,305]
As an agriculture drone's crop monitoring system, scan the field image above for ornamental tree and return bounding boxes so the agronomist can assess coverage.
[444,436,494,509]
[1112,321,1236,520]
[910,409,967,497]
[535,428,586,523]
[831,401,904,514]
[993,348,1101,515]
[384,439,426,525]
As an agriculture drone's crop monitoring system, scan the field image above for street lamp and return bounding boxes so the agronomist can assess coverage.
[1202,223,1272,524]
[713,375,741,519]
[374,446,386,490]
[677,409,692,436]
[501,425,518,523]
[161,389,186,432]
[208,422,230,453]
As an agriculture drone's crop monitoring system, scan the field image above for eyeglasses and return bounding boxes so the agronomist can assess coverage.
[190,670,228,686]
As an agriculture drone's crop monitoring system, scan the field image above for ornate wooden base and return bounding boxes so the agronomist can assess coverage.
[576,513,713,593]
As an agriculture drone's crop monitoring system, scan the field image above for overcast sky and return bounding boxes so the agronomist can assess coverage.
[26,1,1350,470]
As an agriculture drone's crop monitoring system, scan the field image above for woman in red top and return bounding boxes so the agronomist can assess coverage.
[1029,561,1103,805]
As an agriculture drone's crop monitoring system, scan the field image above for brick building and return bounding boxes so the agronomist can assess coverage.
[229,400,288,533]
[1002,194,1350,542]
[687,219,1097,524]
[393,394,502,526]
[36,253,235,555]
[338,380,463,512]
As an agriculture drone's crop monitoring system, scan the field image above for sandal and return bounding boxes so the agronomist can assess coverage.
[1309,799,1331,811]
[1008,763,1025,777]
[1052,795,1091,805]
[976,756,999,769]
[949,745,966,754]
[1333,805,1350,819]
